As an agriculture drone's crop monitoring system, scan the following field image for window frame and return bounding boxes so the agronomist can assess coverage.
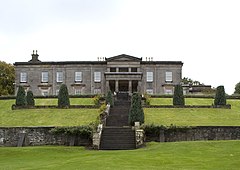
[56,72,63,83]
[94,72,101,82]
[20,72,27,83]
[146,72,153,82]
[41,71,49,83]
[165,71,173,82]
[75,72,82,82]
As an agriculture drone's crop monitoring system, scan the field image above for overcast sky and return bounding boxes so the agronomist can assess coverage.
[1,0,240,94]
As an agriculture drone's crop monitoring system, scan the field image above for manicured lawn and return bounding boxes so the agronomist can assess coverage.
[145,99,240,126]
[0,141,240,169]
[150,98,214,105]
[35,98,95,105]
[0,99,98,127]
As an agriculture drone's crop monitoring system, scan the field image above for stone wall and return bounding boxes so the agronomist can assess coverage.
[145,126,240,142]
[0,126,91,147]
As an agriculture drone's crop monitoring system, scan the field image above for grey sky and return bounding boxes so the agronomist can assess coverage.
[1,0,240,94]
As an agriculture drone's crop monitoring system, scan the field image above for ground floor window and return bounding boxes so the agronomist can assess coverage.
[94,89,101,94]
[146,89,153,94]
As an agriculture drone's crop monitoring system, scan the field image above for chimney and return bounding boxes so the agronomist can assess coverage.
[29,50,41,62]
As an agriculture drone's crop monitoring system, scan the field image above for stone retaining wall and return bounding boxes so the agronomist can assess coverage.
[0,126,91,147]
[146,126,240,142]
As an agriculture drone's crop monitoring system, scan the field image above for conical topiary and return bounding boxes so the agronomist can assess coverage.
[15,86,26,106]
[173,84,185,106]
[26,90,35,106]
[58,84,70,108]
[129,92,144,126]
[214,85,226,105]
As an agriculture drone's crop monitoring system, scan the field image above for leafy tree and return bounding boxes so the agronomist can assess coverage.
[106,91,114,107]
[15,86,26,106]
[0,61,15,95]
[214,86,226,105]
[173,84,185,106]
[234,82,240,95]
[129,92,144,125]
[26,91,35,106]
[58,84,70,108]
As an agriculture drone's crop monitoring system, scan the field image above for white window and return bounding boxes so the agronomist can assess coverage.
[146,89,153,94]
[164,89,173,95]
[94,89,101,94]
[41,72,48,83]
[75,72,82,82]
[20,72,27,83]
[165,72,173,82]
[41,90,49,96]
[146,72,153,82]
[94,72,101,82]
[57,72,63,82]
[75,89,81,95]
[56,90,59,96]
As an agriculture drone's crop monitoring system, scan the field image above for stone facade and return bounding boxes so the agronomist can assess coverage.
[14,52,183,96]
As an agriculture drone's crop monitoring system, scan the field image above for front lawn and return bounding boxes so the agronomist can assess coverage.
[0,99,98,127]
[0,141,240,169]
[145,99,240,126]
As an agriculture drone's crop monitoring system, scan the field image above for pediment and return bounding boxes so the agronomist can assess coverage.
[106,54,142,62]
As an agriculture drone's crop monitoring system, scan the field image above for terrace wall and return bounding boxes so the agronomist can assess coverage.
[0,126,91,147]
[146,126,240,142]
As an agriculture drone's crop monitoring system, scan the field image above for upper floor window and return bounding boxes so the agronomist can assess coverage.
[165,72,173,82]
[131,68,138,72]
[119,67,128,72]
[41,72,48,83]
[75,72,82,82]
[146,72,153,82]
[110,68,116,72]
[94,72,101,82]
[56,72,63,82]
[20,72,27,83]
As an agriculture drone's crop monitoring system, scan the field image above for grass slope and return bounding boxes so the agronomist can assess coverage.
[0,99,98,127]
[0,141,240,170]
[145,99,240,126]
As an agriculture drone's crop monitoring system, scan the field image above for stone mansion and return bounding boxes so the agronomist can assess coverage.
[14,51,183,96]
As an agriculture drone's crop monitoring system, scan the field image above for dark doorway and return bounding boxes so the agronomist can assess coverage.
[119,80,129,92]
[132,80,138,92]
[109,80,115,92]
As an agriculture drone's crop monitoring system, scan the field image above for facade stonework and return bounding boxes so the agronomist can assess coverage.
[14,52,183,95]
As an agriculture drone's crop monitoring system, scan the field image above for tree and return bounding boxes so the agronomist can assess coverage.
[234,82,240,95]
[128,92,144,125]
[0,61,15,95]
[173,84,185,106]
[58,84,70,108]
[214,86,226,105]
[15,86,26,106]
[106,91,114,107]
[26,91,35,106]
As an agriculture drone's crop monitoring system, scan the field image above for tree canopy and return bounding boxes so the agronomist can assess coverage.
[0,61,15,95]
[234,82,240,95]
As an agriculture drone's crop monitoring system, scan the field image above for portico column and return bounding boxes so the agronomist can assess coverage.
[106,80,109,93]
[115,80,119,92]
[129,80,132,93]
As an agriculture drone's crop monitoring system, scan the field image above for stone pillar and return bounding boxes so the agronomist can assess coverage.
[115,80,119,92]
[129,80,132,93]
[106,80,109,93]
[159,130,165,142]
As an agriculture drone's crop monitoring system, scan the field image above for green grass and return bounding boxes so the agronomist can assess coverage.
[0,141,240,169]
[145,99,240,126]
[150,98,214,105]
[0,99,98,127]
[35,98,94,105]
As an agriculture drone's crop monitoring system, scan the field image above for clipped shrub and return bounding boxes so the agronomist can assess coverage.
[214,85,226,105]
[26,90,35,106]
[106,91,114,107]
[15,86,26,106]
[93,94,100,106]
[144,93,150,106]
[129,92,144,125]
[58,84,70,108]
[99,102,107,113]
[173,84,185,106]
[50,125,93,139]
